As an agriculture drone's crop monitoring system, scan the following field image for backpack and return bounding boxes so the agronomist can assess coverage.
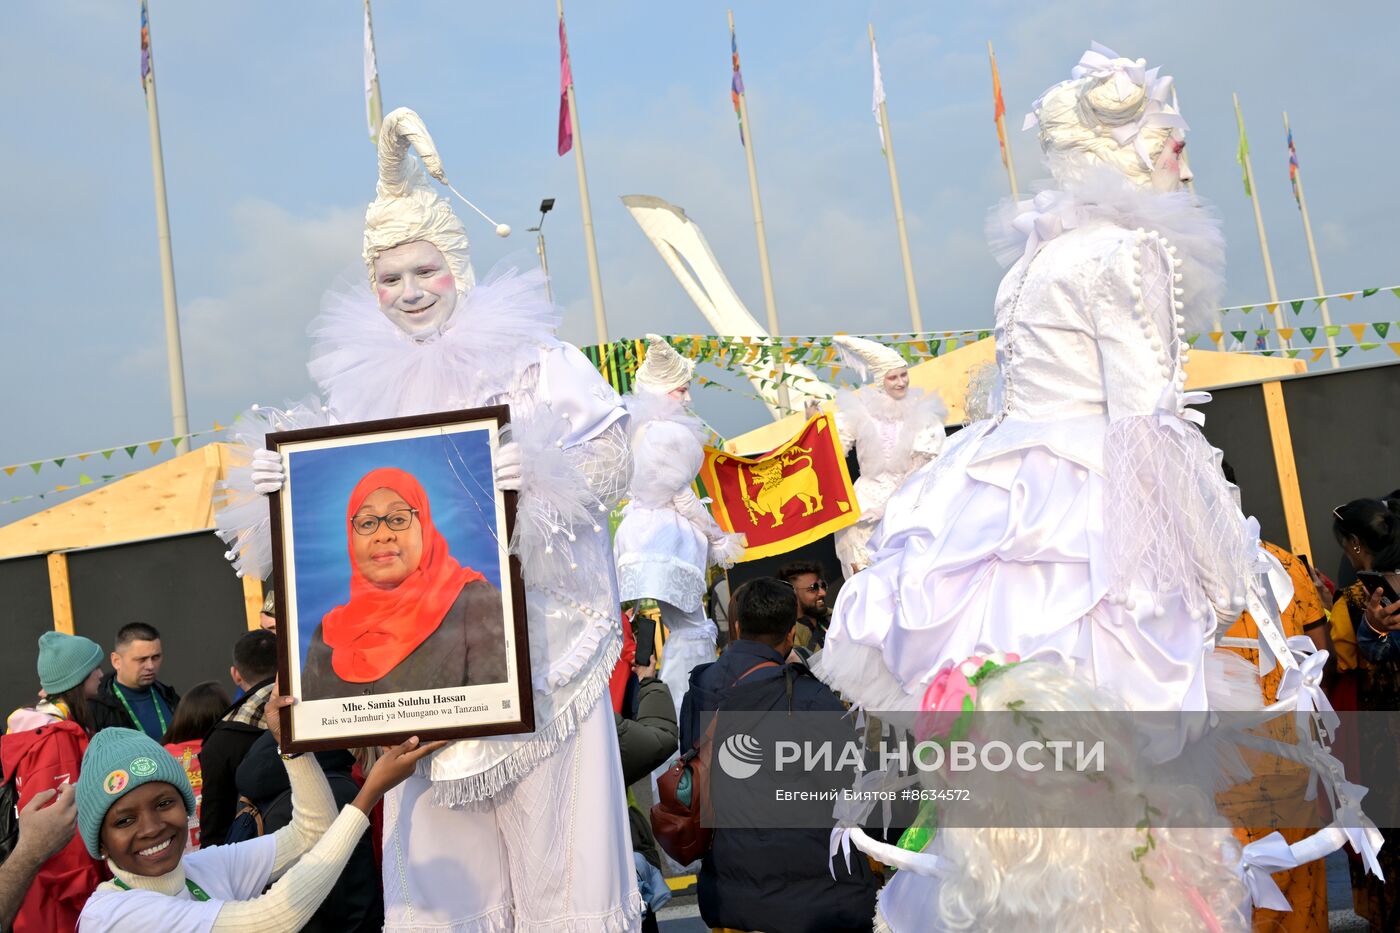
[0,775,17,863]
[223,787,291,844]
[651,659,780,864]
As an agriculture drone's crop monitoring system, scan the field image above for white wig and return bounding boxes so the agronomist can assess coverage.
[834,335,908,383]
[1025,42,1187,189]
[634,334,696,395]
[363,108,475,295]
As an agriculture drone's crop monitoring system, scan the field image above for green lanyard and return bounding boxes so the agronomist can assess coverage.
[113,877,210,902]
[111,682,168,736]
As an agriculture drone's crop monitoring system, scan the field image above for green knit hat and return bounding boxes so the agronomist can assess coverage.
[76,728,195,858]
[36,631,104,695]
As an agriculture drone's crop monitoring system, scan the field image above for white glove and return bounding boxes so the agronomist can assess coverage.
[251,448,286,495]
[494,441,523,491]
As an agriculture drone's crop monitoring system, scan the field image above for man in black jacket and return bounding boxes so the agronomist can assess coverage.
[198,630,277,847]
[683,577,878,933]
[88,622,180,739]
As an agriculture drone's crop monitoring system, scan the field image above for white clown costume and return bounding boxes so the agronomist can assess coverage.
[215,109,642,931]
[820,45,1383,931]
[614,335,745,715]
[830,335,947,578]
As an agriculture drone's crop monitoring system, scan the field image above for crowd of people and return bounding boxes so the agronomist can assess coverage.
[1,41,1396,933]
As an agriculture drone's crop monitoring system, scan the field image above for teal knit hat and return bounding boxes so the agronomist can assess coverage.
[36,631,104,695]
[76,728,196,858]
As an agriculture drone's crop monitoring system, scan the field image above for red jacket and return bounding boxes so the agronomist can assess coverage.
[1,719,105,933]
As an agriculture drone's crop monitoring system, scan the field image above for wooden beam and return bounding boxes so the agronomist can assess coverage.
[47,552,74,634]
[1261,381,1312,558]
[242,574,264,632]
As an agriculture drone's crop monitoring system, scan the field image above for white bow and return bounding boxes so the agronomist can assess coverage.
[1335,781,1386,879]
[1071,42,1148,102]
[1236,831,1298,912]
[1277,636,1340,739]
[1011,191,1079,260]
[828,826,855,879]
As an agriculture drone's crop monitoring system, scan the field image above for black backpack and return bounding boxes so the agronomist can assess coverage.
[0,776,18,863]
[222,787,292,844]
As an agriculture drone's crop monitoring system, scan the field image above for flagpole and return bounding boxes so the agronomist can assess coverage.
[729,9,788,413]
[558,0,608,346]
[987,41,1019,202]
[1284,111,1338,369]
[870,24,922,333]
[364,0,383,145]
[1233,93,1287,348]
[142,4,189,450]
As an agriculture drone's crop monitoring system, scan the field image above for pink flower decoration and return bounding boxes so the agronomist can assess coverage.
[915,665,975,742]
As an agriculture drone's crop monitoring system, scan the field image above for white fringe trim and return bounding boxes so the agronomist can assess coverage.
[514,891,645,933]
[384,902,514,933]
[429,633,622,808]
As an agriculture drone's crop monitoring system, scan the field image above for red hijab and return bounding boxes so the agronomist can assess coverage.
[321,467,484,682]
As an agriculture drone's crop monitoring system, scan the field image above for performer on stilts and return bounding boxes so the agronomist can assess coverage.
[216,108,642,931]
[614,335,745,716]
[829,335,947,578]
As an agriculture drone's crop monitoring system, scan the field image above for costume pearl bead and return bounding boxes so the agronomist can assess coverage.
[1152,605,1165,619]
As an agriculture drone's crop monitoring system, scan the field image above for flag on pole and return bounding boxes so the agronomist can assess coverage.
[730,23,745,145]
[871,37,886,153]
[1287,126,1301,208]
[363,0,382,145]
[557,15,574,155]
[1235,109,1252,197]
[139,0,153,91]
[991,49,1010,169]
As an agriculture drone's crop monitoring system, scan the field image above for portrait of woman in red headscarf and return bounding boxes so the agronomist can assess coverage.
[301,466,508,701]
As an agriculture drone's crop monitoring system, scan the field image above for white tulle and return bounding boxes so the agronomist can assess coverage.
[308,256,560,423]
[212,398,332,581]
[986,167,1225,336]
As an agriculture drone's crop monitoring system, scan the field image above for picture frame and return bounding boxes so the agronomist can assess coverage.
[267,405,533,752]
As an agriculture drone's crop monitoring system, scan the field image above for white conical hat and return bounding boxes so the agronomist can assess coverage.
[635,334,695,394]
[833,335,907,382]
[363,108,506,295]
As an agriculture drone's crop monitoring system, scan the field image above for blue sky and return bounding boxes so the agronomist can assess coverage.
[2,1,1397,517]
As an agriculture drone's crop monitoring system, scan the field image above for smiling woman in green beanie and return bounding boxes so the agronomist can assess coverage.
[75,686,443,932]
[0,631,108,933]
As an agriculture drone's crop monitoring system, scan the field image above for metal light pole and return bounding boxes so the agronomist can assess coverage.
[528,198,556,302]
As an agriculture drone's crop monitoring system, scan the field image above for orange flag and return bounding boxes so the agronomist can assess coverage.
[700,413,859,561]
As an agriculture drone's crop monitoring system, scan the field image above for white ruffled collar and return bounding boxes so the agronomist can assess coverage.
[306,257,561,422]
[987,168,1225,334]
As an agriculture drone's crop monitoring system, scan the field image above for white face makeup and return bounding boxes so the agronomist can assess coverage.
[667,383,693,405]
[1150,134,1192,193]
[373,240,459,336]
[882,368,910,399]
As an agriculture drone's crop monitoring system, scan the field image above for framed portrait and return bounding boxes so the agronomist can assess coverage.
[267,405,533,752]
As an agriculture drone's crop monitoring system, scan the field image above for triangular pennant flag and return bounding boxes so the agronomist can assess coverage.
[1349,324,1367,343]
[147,441,163,455]
[1311,348,1326,362]
[1290,300,1305,315]
[1286,349,1301,358]
[1337,346,1352,357]
[213,421,224,432]
[1325,325,1341,337]
[1360,342,1380,352]
[78,453,90,462]
[1231,330,1248,343]
[78,474,93,485]
[1265,303,1279,314]
[1209,331,1223,345]
[125,446,138,458]
[170,437,182,448]
[945,338,959,352]
[1300,326,1317,342]
[1390,343,1400,357]
[53,458,65,468]
[2,466,15,477]
[1392,288,1400,300]
[1278,328,1294,341]
[1240,306,1254,315]
[102,449,115,460]
[53,485,69,493]
[29,463,42,474]
[1186,334,1200,347]
[1363,288,1379,297]
[1374,322,1390,337]
[1340,292,1357,301]
[977,330,991,341]
[928,339,942,356]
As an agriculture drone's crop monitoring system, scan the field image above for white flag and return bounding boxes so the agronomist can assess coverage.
[364,0,382,144]
[872,38,886,153]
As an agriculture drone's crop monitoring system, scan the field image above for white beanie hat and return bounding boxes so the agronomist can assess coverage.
[634,334,695,394]
[833,335,907,383]
[363,108,508,295]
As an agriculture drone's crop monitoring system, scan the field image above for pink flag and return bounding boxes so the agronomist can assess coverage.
[558,17,573,156]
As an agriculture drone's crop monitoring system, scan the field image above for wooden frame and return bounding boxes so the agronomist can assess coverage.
[268,406,533,752]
